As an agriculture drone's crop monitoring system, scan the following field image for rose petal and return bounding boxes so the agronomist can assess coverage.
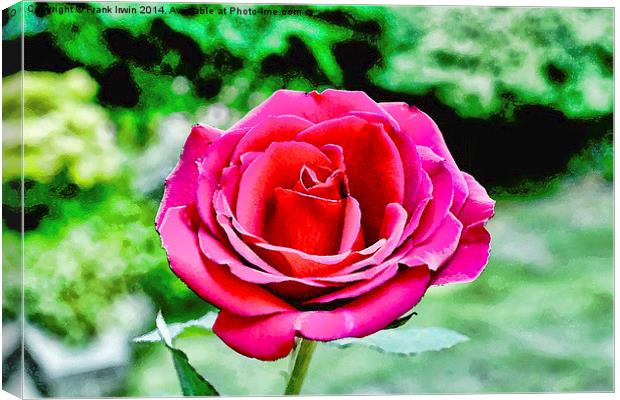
[293,167,347,200]
[195,130,245,235]
[213,266,430,360]
[264,188,346,261]
[236,141,333,236]
[254,202,406,280]
[159,206,294,316]
[338,197,364,253]
[335,202,408,275]
[431,224,492,285]
[346,111,422,215]
[231,89,395,130]
[458,172,495,227]
[216,190,357,275]
[213,311,299,361]
[156,124,222,229]
[296,266,430,340]
[400,212,463,270]
[231,115,314,163]
[398,170,433,246]
[380,102,469,214]
[304,263,399,304]
[197,224,339,304]
[297,116,405,243]
[412,150,454,244]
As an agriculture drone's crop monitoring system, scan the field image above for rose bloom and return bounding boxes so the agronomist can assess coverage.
[156,90,495,361]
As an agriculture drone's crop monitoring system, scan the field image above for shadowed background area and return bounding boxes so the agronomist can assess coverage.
[2,2,613,397]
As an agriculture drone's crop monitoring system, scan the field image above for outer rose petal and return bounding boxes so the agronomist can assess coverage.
[156,124,222,229]
[380,102,469,214]
[400,212,463,270]
[231,89,397,130]
[412,152,454,244]
[214,266,430,361]
[214,311,300,361]
[196,130,245,235]
[430,172,494,285]
[297,266,430,340]
[231,115,314,163]
[431,224,492,285]
[159,206,294,316]
[458,172,495,227]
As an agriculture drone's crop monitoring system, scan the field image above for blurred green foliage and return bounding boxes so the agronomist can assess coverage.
[375,7,613,118]
[568,134,613,182]
[4,4,612,142]
[3,179,212,344]
[3,69,122,186]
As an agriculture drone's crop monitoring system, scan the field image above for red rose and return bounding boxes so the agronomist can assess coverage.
[156,89,494,360]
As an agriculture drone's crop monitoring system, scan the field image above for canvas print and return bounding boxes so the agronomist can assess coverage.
[1,2,614,397]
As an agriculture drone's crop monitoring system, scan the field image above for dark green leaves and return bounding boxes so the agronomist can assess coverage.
[142,312,219,396]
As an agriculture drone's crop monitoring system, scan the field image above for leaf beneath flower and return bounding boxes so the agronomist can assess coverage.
[330,325,468,356]
[133,312,217,343]
[154,311,219,396]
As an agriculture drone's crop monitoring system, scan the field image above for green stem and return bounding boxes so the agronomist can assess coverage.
[284,339,317,395]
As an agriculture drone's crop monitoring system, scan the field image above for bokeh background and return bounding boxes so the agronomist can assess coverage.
[2,2,613,396]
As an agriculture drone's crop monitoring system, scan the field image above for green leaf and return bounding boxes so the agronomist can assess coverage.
[155,312,219,396]
[330,325,469,356]
[134,312,217,343]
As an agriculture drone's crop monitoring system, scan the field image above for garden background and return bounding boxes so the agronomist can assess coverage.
[2,2,613,396]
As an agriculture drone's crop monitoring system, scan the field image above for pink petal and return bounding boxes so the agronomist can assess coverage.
[195,130,245,235]
[216,189,390,286]
[305,263,399,304]
[346,111,422,215]
[235,141,332,236]
[398,170,433,246]
[431,224,492,285]
[264,188,346,263]
[213,311,300,361]
[197,224,339,298]
[231,115,314,163]
[213,267,430,360]
[412,150,454,244]
[159,205,294,316]
[265,280,342,301]
[231,89,394,130]
[338,197,364,253]
[156,124,222,229]
[296,266,430,340]
[400,212,463,270]
[293,167,347,201]
[215,206,285,276]
[297,116,405,243]
[215,190,359,278]
[458,172,495,227]
[380,102,469,214]
[253,202,406,281]
[336,203,408,275]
